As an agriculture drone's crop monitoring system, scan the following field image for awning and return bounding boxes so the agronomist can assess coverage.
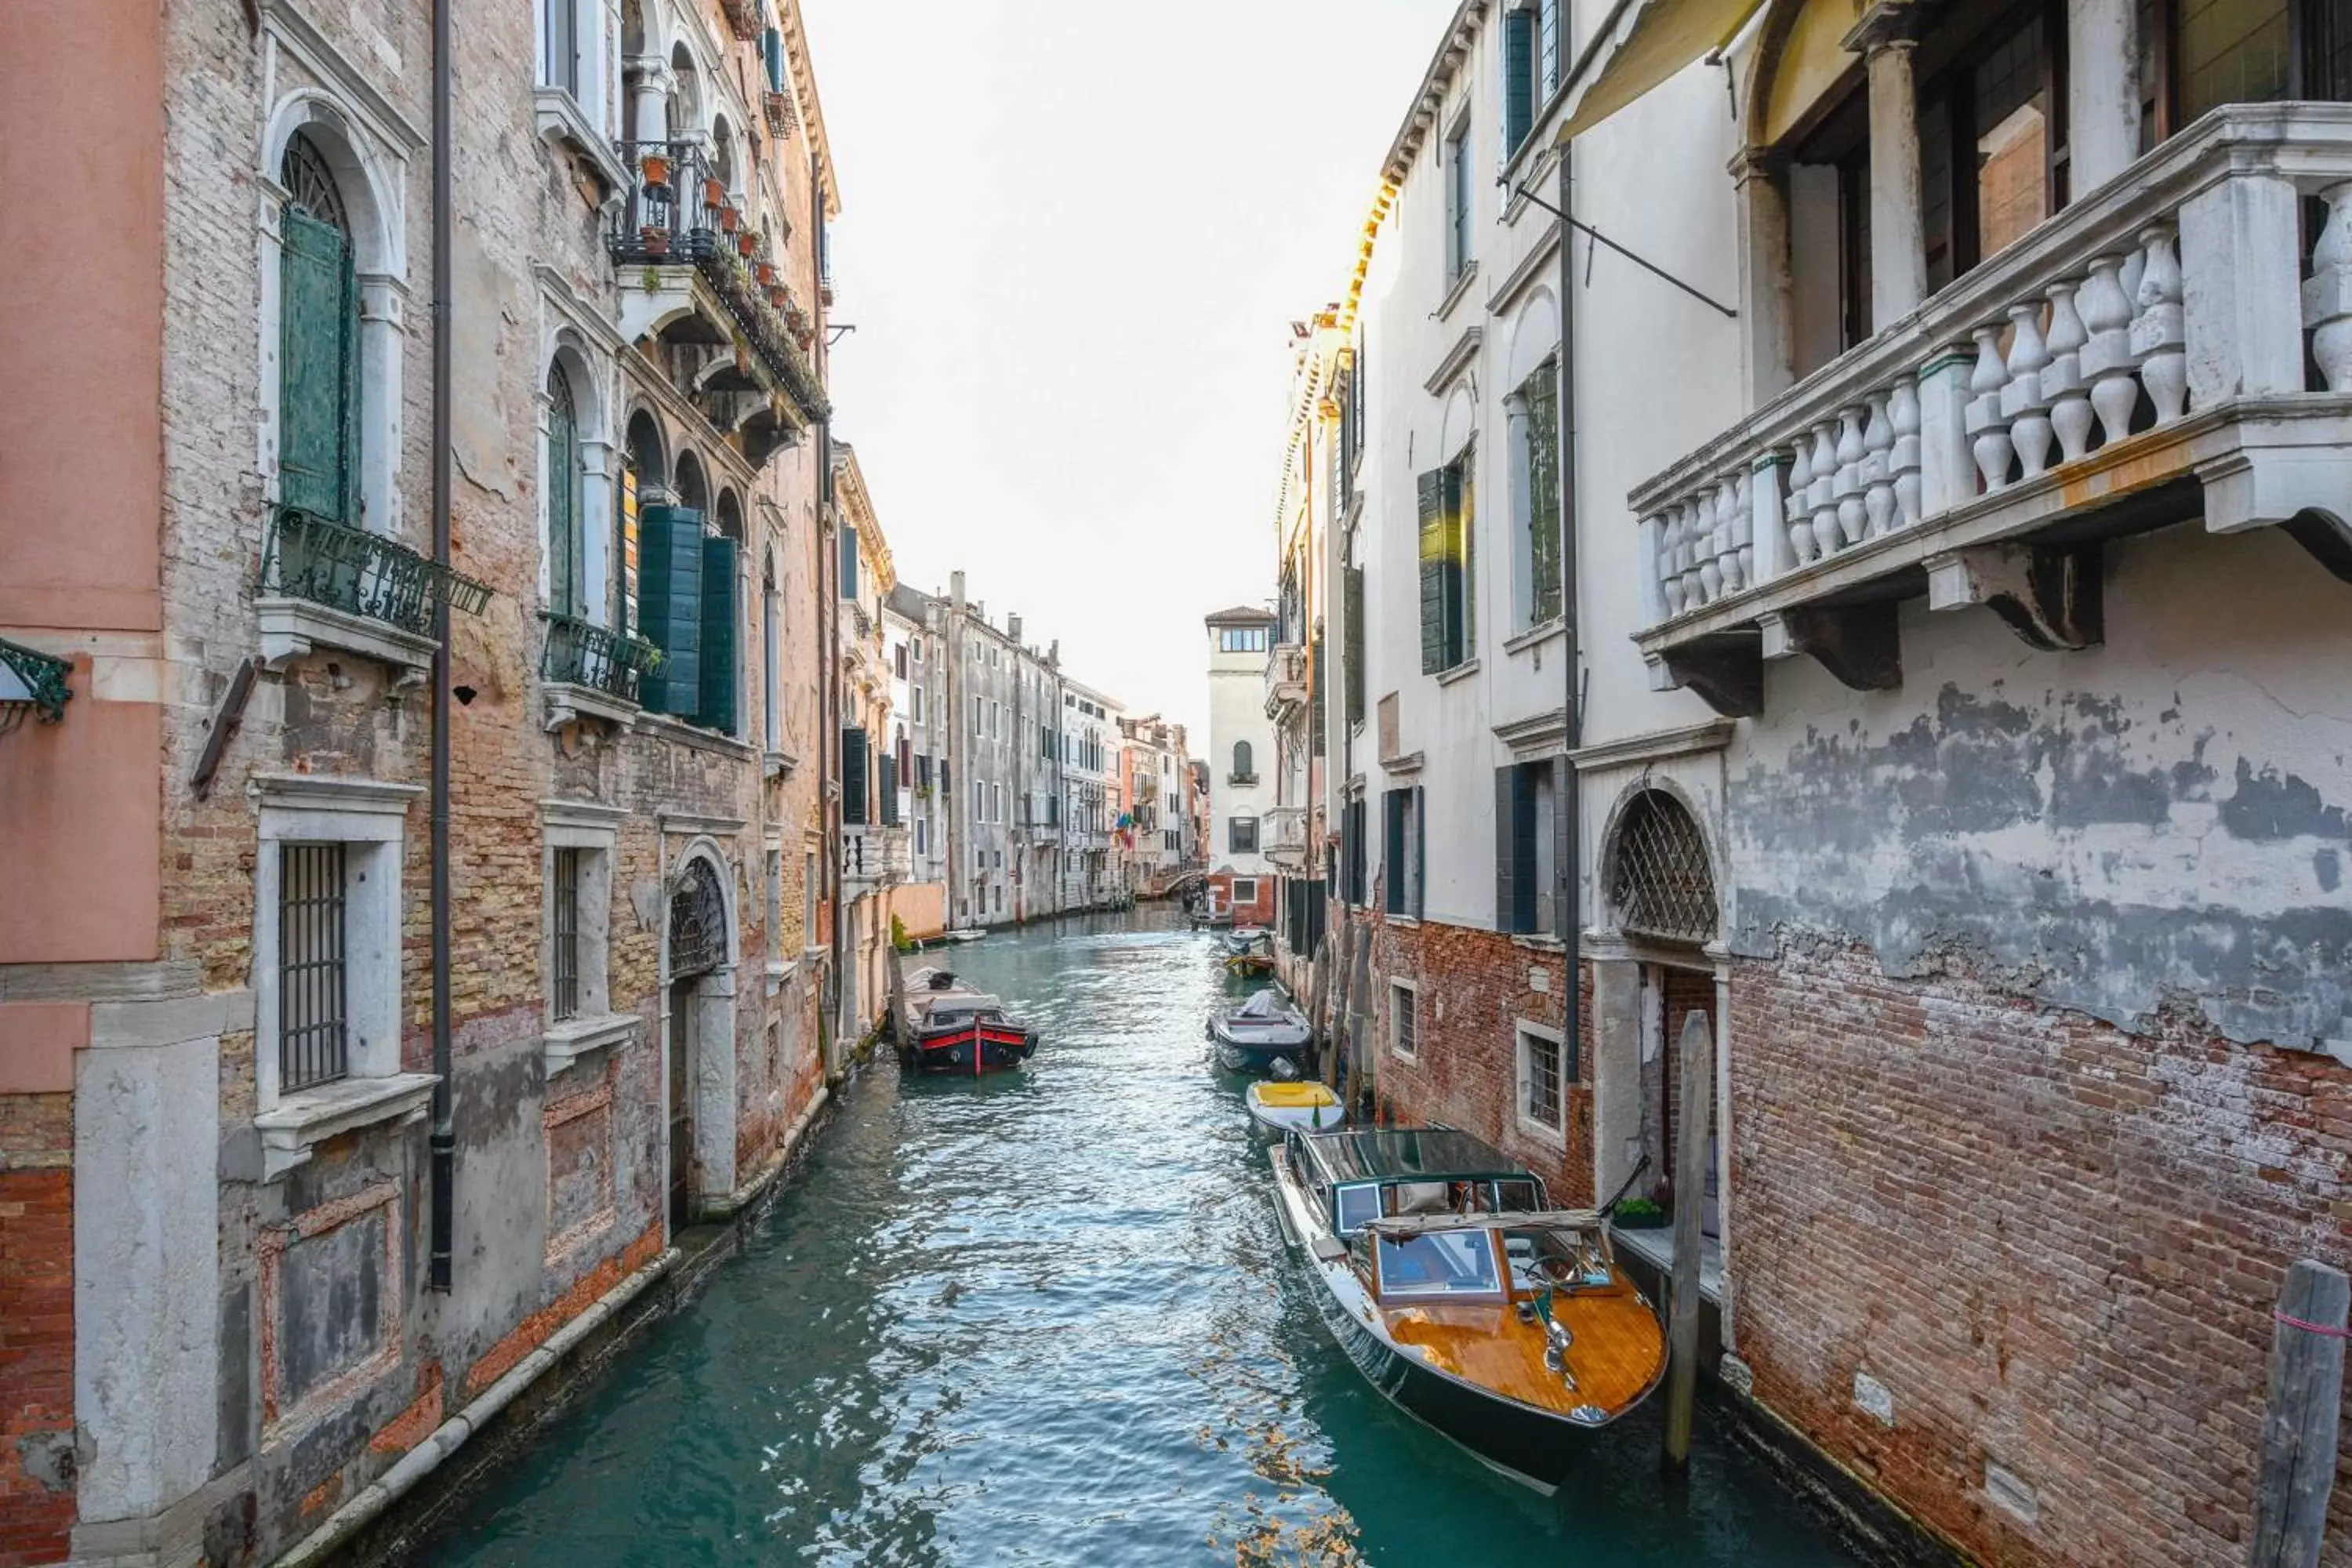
[1555,0,1769,141]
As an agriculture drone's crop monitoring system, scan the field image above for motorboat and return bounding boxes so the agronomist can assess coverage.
[1207,989,1313,1076]
[897,967,1036,1075]
[1219,927,1276,978]
[1270,1127,1667,1490]
[1245,1080,1345,1135]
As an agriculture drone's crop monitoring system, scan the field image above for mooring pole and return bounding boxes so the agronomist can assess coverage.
[2250,1258,2350,1567]
[1663,1007,1713,1473]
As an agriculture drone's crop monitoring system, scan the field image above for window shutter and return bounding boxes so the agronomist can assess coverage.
[1552,757,1575,940]
[1526,361,1563,626]
[880,754,899,826]
[1414,786,1427,920]
[1504,8,1534,154]
[940,757,950,794]
[1495,766,1519,932]
[840,521,859,601]
[279,207,358,521]
[1446,463,1472,667]
[763,25,784,92]
[637,506,703,715]
[841,728,868,825]
[1344,565,1366,727]
[1417,469,1446,674]
[1310,629,1326,756]
[698,534,739,733]
[1384,792,1406,914]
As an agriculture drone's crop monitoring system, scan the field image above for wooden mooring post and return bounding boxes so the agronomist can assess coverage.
[2249,1258,2350,1568]
[1662,1007,1713,1474]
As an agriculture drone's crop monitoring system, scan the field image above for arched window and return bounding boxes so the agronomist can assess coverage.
[1608,789,1717,945]
[666,44,699,140]
[674,452,709,516]
[545,364,583,614]
[278,132,360,524]
[1232,740,1254,779]
[669,856,729,978]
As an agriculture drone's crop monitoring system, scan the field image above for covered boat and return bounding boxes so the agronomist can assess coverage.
[1244,1080,1345,1135]
[1207,989,1313,1076]
[898,967,1037,1075]
[1271,1127,1667,1490]
[1219,927,1276,977]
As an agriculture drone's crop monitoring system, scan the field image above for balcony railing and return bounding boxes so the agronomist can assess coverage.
[1263,642,1307,720]
[259,506,491,639]
[608,140,829,426]
[1631,105,2352,714]
[844,823,910,890]
[539,611,662,703]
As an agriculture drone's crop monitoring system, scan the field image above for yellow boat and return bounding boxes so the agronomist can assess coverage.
[1244,1080,1345,1135]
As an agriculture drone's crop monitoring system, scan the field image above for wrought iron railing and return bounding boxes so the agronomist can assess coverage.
[539,610,662,702]
[259,506,492,637]
[608,140,830,423]
[0,635,71,735]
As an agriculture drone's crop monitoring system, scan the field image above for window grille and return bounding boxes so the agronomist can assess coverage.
[1610,789,1718,945]
[1523,1029,1562,1129]
[279,843,350,1091]
[1392,982,1418,1058]
[553,848,582,1020]
[669,857,728,978]
[281,132,350,233]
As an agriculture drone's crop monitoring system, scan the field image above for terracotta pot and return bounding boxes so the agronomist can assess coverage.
[640,226,671,257]
[736,231,758,257]
[641,154,671,187]
[756,262,777,286]
[703,176,727,207]
[719,205,739,234]
[768,285,787,308]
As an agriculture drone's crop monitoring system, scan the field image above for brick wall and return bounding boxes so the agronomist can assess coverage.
[1733,938,2352,1567]
[1368,920,1595,1207]
[0,1096,72,1568]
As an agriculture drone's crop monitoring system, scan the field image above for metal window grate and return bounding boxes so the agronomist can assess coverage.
[280,843,350,1091]
[669,857,728,979]
[1392,983,1418,1058]
[281,132,350,234]
[1610,789,1718,946]
[553,848,582,1021]
[1524,1029,1562,1129]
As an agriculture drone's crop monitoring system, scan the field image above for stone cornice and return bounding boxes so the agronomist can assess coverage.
[1381,0,1493,187]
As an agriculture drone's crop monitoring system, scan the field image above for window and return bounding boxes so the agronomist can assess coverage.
[1231,740,1254,782]
[766,847,783,961]
[971,695,982,736]
[1918,7,2057,292]
[841,728,869,826]
[544,366,585,615]
[279,844,350,1090]
[1444,122,1473,286]
[1539,0,1562,99]
[1383,786,1424,918]
[1391,979,1419,1058]
[1229,817,1259,854]
[552,847,582,1020]
[278,132,361,525]
[1496,758,1563,935]
[974,780,985,821]
[1344,564,1367,728]
[804,851,817,947]
[1504,6,1536,155]
[1417,456,1474,673]
[911,684,924,722]
[1518,1021,1566,1134]
[1342,797,1369,906]
[540,0,580,95]
[992,782,1004,822]
[914,818,927,856]
[1376,1231,1501,1298]
[895,644,909,679]
[993,886,1003,913]
[1232,877,1260,904]
[1218,626,1270,653]
[1513,358,1563,629]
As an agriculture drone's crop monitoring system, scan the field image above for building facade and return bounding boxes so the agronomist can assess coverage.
[833,446,906,1044]
[0,1,849,1562]
[881,587,947,940]
[1294,0,2352,1563]
[1203,606,1279,927]
[1058,679,1121,911]
[1116,713,1194,898]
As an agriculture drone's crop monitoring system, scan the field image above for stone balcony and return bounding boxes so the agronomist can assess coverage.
[843,823,909,893]
[1263,642,1307,721]
[1631,105,2352,717]
[1264,805,1308,867]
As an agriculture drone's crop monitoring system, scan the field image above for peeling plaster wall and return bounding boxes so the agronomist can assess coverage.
[1728,524,2352,1047]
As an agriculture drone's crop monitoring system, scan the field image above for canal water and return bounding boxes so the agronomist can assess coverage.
[422,912,1860,1566]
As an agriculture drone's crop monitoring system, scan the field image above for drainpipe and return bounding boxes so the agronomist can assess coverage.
[1557,142,1586,1138]
[815,156,843,1069]
[426,0,455,1294]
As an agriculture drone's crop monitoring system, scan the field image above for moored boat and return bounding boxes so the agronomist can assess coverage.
[1218,927,1276,978]
[898,967,1037,1075]
[1271,1127,1667,1490]
[1207,989,1313,1076]
[1244,1080,1345,1135]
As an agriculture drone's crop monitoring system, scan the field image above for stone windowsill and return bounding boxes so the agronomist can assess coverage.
[1501,619,1568,657]
[1435,658,1482,688]
[256,597,436,688]
[1377,751,1424,775]
[254,1071,438,1182]
[1510,933,1566,953]
[1515,1112,1570,1152]
[636,713,757,762]
[543,1012,640,1078]
[532,87,630,195]
[1385,914,1421,929]
[764,750,798,779]
[543,681,640,734]
[1435,261,1481,325]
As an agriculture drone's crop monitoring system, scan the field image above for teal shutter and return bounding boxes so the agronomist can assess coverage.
[1417,470,1446,674]
[1526,360,1563,625]
[1384,791,1406,914]
[546,376,581,615]
[841,728,869,825]
[1344,565,1366,727]
[1496,767,1519,932]
[1414,786,1427,920]
[880,754,899,826]
[638,506,703,715]
[840,522,859,601]
[764,26,784,92]
[698,535,739,732]
[280,207,358,521]
[1310,629,1326,756]
[1504,9,1534,155]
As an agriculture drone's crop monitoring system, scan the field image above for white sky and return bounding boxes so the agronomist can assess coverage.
[800,0,1456,746]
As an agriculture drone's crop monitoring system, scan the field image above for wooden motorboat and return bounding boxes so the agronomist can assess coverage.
[1245,1080,1345,1135]
[897,967,1036,1075]
[1218,927,1276,978]
[1271,1127,1667,1490]
[1207,989,1313,1076]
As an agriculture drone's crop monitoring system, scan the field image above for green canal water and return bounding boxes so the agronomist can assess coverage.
[422,912,1860,1566]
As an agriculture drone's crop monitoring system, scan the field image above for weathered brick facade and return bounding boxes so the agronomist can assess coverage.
[0,1099,73,1568]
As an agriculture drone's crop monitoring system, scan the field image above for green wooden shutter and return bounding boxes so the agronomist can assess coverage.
[280,208,357,521]
[840,521,859,601]
[1417,469,1446,674]
[1344,565,1366,728]
[1495,766,1519,933]
[841,728,868,825]
[764,25,784,92]
[1414,786,1427,920]
[697,535,739,732]
[1450,463,1473,665]
[1504,8,1534,155]
[637,506,703,715]
[1526,360,1563,625]
[1310,629,1326,756]
[1552,757,1575,940]
[547,383,581,615]
[1384,790,1406,914]
[880,754,899,826]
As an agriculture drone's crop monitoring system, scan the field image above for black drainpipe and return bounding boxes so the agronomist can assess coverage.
[815,156,842,1067]
[1557,141,1586,1122]
[426,0,456,1294]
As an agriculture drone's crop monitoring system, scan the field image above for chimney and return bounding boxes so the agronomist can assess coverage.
[1007,612,1023,643]
[950,570,967,609]
[1048,639,1060,668]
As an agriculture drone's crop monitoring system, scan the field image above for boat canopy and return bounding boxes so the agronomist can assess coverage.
[1297,1128,1530,1186]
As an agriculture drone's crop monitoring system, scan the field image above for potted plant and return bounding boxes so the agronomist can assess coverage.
[719,205,739,234]
[768,285,788,309]
[735,230,758,258]
[640,224,671,258]
[756,261,777,286]
[702,176,727,208]
[1612,1196,1669,1230]
[641,151,671,190]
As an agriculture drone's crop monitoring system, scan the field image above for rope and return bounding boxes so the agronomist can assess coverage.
[2274,1310,2352,1339]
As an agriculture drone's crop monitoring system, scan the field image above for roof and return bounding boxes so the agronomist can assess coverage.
[885,582,935,624]
[1204,604,1276,627]
[1381,0,1489,186]
[1299,1128,1533,1185]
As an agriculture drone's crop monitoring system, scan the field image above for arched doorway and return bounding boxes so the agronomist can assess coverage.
[666,855,730,1232]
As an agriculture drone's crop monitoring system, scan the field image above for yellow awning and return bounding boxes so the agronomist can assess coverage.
[1555,0,1769,141]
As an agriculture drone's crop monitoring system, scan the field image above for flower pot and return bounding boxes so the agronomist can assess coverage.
[768,286,787,309]
[640,225,671,258]
[719,205,739,234]
[736,231,758,257]
[703,177,727,208]
[641,153,671,187]
[756,262,777,286]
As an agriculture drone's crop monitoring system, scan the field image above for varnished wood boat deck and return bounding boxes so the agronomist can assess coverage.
[1381,1285,1664,1417]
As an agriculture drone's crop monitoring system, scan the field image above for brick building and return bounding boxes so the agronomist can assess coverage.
[1285,0,2352,1563]
[0,0,849,1562]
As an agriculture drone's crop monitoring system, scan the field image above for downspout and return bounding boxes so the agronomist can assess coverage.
[426,0,455,1293]
[815,157,844,1071]
[1557,141,1586,1142]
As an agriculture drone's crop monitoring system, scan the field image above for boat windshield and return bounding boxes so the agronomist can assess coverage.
[1334,1184,1381,1234]
[1374,1231,1502,1299]
[1502,1228,1613,1294]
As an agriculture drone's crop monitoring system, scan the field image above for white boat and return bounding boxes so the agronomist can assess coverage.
[1244,1080,1345,1135]
[1207,989,1314,1075]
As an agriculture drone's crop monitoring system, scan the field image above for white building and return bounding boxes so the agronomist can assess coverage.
[1059,678,1122,909]
[1203,605,1278,925]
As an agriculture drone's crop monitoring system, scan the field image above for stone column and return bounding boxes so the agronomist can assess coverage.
[623,56,671,148]
[1850,5,1928,327]
[1730,147,1796,406]
[580,434,617,622]
[2069,0,2140,192]
[356,275,408,537]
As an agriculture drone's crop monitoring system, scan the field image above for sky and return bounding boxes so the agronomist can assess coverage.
[798,0,1457,747]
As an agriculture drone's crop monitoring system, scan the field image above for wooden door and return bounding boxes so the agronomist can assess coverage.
[668,982,693,1234]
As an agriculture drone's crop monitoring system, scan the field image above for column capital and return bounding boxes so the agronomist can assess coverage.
[624,56,674,92]
[1842,1,1929,55]
[1726,144,1788,187]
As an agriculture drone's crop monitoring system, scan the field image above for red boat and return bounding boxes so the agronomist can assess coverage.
[897,967,1039,1076]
